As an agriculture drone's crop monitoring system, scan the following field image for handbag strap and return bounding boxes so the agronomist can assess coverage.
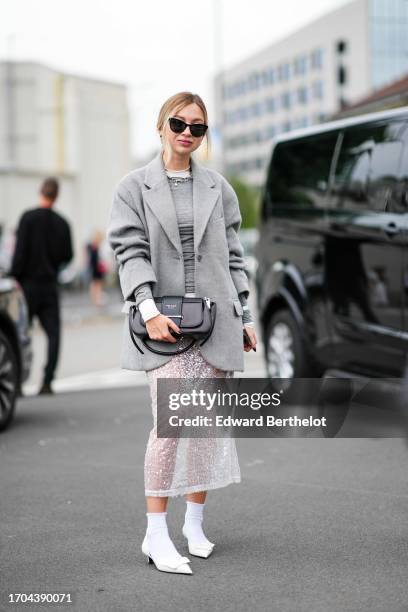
[128,302,216,356]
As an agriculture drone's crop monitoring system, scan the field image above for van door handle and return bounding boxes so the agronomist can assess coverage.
[383,222,400,237]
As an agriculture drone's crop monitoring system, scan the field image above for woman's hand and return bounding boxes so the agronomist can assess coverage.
[146,314,181,343]
[243,324,257,352]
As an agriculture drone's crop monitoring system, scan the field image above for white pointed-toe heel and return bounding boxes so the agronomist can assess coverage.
[141,535,193,574]
[182,525,215,558]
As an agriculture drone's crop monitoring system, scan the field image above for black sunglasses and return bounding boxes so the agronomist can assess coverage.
[168,117,208,138]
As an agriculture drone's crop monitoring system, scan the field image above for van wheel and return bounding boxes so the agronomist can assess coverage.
[0,330,18,432]
[265,309,315,393]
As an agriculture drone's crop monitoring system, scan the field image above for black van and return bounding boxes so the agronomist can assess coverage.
[255,106,408,389]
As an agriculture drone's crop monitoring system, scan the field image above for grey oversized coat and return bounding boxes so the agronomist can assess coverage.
[107,151,250,372]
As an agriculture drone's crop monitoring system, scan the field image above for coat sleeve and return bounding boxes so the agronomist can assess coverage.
[107,183,157,301]
[221,177,250,300]
[60,221,74,266]
[53,218,73,268]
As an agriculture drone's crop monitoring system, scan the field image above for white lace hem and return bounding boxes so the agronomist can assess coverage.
[145,475,242,498]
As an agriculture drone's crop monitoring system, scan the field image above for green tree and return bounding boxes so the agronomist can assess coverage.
[227,176,260,228]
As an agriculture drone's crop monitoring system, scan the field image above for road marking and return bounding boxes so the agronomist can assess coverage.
[23,368,148,396]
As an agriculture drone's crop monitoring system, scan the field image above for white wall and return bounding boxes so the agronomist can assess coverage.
[0,61,131,272]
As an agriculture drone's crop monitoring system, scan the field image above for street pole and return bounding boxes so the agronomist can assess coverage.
[213,0,225,174]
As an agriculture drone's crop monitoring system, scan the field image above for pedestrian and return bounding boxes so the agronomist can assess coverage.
[10,177,73,395]
[108,91,257,575]
[86,230,107,307]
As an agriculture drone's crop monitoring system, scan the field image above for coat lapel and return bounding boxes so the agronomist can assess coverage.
[143,151,220,256]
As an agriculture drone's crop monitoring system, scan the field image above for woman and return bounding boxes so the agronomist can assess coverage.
[108,92,257,575]
[86,230,107,307]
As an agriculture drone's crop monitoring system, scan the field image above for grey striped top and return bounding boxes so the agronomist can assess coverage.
[167,174,195,293]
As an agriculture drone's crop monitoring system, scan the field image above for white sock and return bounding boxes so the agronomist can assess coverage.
[182,501,214,547]
[146,512,186,564]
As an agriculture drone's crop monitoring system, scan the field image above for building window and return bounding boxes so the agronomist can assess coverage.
[248,71,261,90]
[262,68,275,87]
[294,55,308,75]
[231,109,242,124]
[261,70,270,87]
[265,97,275,113]
[237,81,246,96]
[267,125,276,139]
[241,106,249,120]
[297,86,308,104]
[311,48,323,69]
[281,91,292,109]
[277,62,290,81]
[311,80,324,99]
[251,101,263,117]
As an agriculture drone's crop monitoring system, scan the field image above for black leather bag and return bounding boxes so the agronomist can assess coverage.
[128,295,217,355]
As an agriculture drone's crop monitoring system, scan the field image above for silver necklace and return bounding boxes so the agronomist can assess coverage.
[167,175,193,187]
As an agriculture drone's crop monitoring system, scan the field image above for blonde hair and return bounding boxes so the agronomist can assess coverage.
[157,92,211,161]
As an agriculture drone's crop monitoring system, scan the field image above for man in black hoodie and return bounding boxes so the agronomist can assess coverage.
[11,178,73,395]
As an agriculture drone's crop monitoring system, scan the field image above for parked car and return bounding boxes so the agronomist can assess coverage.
[0,277,32,431]
[255,106,408,393]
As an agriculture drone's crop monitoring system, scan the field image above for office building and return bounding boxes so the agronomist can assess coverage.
[214,0,408,185]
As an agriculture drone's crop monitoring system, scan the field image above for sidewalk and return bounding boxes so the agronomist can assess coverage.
[59,286,124,325]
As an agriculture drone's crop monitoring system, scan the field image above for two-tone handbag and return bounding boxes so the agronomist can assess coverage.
[128,295,217,355]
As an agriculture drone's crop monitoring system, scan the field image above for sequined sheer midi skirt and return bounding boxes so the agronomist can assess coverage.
[144,338,241,497]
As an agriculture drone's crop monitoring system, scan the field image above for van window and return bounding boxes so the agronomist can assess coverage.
[389,131,408,213]
[330,121,404,212]
[262,131,339,220]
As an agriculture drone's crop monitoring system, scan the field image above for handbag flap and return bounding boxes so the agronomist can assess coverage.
[156,296,205,329]
[179,300,205,328]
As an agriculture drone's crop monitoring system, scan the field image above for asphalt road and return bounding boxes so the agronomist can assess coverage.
[1,387,408,612]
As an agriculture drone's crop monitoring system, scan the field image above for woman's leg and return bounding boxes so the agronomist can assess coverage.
[186,491,207,504]
[146,496,168,512]
[144,422,180,496]
[94,279,103,307]
[143,366,190,569]
[182,493,214,551]
[182,361,236,551]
